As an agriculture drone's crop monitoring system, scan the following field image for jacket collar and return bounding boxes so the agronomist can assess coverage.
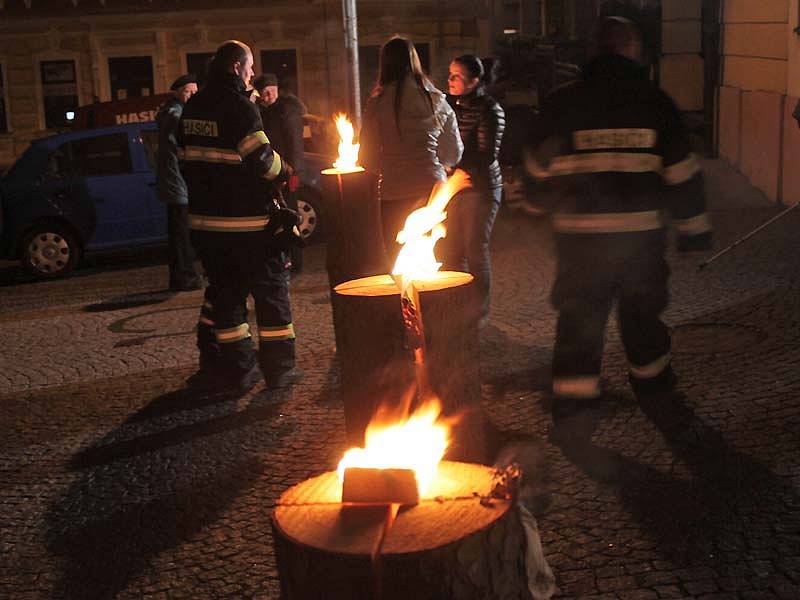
[209,71,248,94]
[453,85,485,106]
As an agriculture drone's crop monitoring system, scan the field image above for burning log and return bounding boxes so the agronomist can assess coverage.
[321,114,385,288]
[321,114,387,358]
[334,272,487,463]
[271,461,533,599]
[332,171,490,463]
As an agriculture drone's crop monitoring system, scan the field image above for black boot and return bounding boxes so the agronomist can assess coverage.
[629,365,677,398]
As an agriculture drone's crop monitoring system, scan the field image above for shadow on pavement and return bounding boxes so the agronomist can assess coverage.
[552,391,800,572]
[83,290,178,312]
[46,383,295,599]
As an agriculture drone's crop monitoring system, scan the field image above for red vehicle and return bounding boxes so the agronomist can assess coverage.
[71,94,171,129]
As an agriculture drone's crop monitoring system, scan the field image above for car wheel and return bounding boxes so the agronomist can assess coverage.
[21,223,81,278]
[295,188,324,243]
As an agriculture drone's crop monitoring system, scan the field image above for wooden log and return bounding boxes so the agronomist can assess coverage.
[333,273,487,463]
[272,461,532,600]
[321,169,389,362]
[321,169,386,288]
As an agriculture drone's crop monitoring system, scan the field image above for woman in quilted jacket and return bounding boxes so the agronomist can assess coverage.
[445,54,506,326]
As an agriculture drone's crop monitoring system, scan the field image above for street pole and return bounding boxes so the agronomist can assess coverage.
[342,0,362,127]
[697,202,800,271]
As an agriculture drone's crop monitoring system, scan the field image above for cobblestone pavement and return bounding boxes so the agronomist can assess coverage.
[1,161,799,599]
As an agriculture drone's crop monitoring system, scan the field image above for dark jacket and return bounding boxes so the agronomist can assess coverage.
[258,93,306,176]
[156,96,187,205]
[525,54,711,249]
[177,72,289,233]
[448,87,505,191]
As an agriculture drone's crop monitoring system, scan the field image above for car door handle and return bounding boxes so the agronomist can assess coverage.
[147,182,156,187]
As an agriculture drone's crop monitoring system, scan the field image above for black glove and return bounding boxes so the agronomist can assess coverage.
[266,198,305,249]
[677,231,712,252]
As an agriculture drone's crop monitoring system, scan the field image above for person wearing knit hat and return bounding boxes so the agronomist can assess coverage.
[157,73,201,290]
[253,72,308,272]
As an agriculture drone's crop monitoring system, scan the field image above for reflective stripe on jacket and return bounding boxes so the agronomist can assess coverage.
[525,54,710,241]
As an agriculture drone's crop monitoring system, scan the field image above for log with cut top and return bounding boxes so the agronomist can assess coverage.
[271,461,532,599]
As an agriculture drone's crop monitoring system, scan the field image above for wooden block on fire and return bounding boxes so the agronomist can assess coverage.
[342,467,419,505]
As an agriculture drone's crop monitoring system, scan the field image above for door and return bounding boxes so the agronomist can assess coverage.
[137,125,168,240]
[68,131,158,249]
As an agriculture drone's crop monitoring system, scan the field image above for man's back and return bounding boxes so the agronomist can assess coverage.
[528,53,696,218]
[180,74,273,220]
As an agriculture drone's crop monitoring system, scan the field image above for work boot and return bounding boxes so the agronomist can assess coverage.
[629,365,677,398]
[187,361,261,396]
[266,367,305,390]
[229,362,263,394]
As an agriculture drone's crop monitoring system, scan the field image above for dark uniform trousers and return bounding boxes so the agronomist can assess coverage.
[193,230,295,379]
[551,229,671,399]
[525,54,711,402]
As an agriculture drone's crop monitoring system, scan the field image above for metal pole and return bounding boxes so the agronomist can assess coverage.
[342,0,362,127]
[697,202,800,271]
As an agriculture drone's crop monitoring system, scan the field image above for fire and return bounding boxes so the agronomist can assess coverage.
[337,396,450,495]
[331,113,363,173]
[391,170,471,289]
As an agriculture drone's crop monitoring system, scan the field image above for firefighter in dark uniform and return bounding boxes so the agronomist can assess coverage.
[178,40,304,392]
[525,17,712,418]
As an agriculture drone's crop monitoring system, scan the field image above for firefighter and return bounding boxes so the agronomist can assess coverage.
[178,40,304,392]
[525,17,712,420]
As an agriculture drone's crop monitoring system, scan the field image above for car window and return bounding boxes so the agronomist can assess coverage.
[141,130,159,171]
[70,133,132,177]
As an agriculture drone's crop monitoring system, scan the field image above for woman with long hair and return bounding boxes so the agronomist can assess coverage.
[359,36,463,262]
[445,54,505,326]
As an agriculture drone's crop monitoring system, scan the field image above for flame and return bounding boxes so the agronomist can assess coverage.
[332,113,362,172]
[391,170,471,289]
[337,396,450,495]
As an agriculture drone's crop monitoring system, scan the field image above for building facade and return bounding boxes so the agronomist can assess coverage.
[0,0,491,168]
[6,0,790,208]
[718,0,800,205]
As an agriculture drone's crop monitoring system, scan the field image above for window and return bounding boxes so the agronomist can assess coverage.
[358,43,430,102]
[108,56,154,101]
[48,134,133,179]
[186,52,214,88]
[0,62,8,133]
[260,49,298,96]
[41,59,79,129]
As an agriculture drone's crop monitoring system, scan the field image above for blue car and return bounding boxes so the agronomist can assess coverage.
[0,122,328,278]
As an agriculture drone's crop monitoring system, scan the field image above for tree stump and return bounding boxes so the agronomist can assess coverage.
[272,461,532,600]
[333,273,487,463]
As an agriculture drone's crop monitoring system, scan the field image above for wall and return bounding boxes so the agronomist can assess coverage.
[717,0,797,204]
[660,0,704,111]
